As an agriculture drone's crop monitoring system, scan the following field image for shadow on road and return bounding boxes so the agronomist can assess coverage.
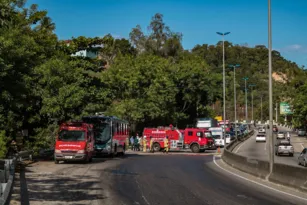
[23,171,106,204]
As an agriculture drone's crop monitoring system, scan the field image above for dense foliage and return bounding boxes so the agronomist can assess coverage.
[0,1,305,155]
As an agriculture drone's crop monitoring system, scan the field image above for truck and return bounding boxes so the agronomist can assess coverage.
[143,125,216,153]
[209,127,225,147]
[82,114,129,157]
[196,118,218,129]
[54,121,95,164]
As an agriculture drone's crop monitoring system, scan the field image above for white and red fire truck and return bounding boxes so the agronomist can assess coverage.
[143,125,216,153]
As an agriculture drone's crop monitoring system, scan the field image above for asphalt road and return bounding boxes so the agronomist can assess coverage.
[234,126,304,167]
[11,153,307,205]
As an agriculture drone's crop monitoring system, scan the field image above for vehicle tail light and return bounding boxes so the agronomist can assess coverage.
[55,149,61,153]
[77,150,85,154]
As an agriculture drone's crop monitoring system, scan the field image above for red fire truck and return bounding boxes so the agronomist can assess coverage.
[54,122,95,164]
[143,125,216,153]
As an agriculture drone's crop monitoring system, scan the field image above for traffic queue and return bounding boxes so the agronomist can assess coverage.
[53,113,249,164]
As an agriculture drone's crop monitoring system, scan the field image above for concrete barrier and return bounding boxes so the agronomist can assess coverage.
[269,163,307,192]
[0,157,17,205]
[222,129,270,179]
[222,127,307,193]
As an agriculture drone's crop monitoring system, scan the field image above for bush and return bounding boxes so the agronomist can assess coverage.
[25,124,58,156]
[0,131,9,159]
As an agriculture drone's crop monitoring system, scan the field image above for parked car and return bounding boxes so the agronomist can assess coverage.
[298,129,306,137]
[298,148,307,167]
[225,134,231,144]
[275,140,294,156]
[256,134,266,142]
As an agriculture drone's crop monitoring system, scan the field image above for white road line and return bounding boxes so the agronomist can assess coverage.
[301,144,305,149]
[213,155,307,202]
[135,177,150,205]
[234,133,255,153]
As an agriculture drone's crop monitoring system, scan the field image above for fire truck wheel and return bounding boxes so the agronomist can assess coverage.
[191,144,200,153]
[153,143,161,152]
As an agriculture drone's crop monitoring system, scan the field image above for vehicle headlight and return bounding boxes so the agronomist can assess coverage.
[77,150,85,154]
[55,149,61,153]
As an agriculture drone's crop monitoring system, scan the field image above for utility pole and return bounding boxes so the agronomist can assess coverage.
[268,0,274,174]
[261,95,263,123]
[243,77,249,124]
[275,102,278,123]
[217,32,230,147]
[229,64,240,139]
[249,84,256,123]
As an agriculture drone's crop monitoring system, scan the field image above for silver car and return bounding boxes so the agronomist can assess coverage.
[298,129,306,137]
[277,132,285,139]
[298,148,307,167]
[275,140,294,156]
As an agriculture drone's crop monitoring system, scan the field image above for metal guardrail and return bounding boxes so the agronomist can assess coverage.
[0,150,33,205]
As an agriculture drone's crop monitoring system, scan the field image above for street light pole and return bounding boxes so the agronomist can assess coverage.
[249,84,256,123]
[243,77,249,123]
[268,0,274,173]
[261,95,263,123]
[217,31,230,147]
[229,64,240,139]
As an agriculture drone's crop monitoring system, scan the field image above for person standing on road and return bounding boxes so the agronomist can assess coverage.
[143,136,147,152]
[130,136,134,150]
[133,136,139,151]
[149,136,154,153]
[163,136,169,154]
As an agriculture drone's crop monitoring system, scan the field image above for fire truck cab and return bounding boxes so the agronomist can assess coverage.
[143,126,215,153]
[54,122,94,164]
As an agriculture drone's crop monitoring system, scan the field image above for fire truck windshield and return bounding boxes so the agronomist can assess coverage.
[93,123,111,144]
[58,130,85,141]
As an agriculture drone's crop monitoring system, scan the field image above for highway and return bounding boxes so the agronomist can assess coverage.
[234,126,305,167]
[10,153,307,205]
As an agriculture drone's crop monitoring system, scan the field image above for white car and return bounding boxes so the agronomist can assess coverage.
[258,128,266,134]
[225,134,231,144]
[256,134,266,142]
[277,132,285,139]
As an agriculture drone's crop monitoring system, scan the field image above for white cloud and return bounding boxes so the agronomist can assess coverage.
[281,44,304,52]
[99,34,122,39]
[287,44,302,50]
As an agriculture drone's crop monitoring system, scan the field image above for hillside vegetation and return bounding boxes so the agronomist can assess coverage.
[0,1,305,155]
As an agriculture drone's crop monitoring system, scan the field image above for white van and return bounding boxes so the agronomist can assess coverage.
[209,127,224,147]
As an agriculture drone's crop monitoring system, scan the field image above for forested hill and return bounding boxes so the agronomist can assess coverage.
[191,42,304,124]
[0,1,306,156]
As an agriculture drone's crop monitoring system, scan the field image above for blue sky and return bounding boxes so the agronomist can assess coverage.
[27,0,307,67]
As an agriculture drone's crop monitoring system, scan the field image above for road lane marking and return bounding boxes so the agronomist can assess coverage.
[135,177,150,205]
[234,132,255,153]
[301,144,305,149]
[213,155,307,202]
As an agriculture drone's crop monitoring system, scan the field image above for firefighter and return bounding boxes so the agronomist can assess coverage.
[143,136,147,152]
[163,136,169,154]
[149,136,154,153]
[139,135,143,151]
